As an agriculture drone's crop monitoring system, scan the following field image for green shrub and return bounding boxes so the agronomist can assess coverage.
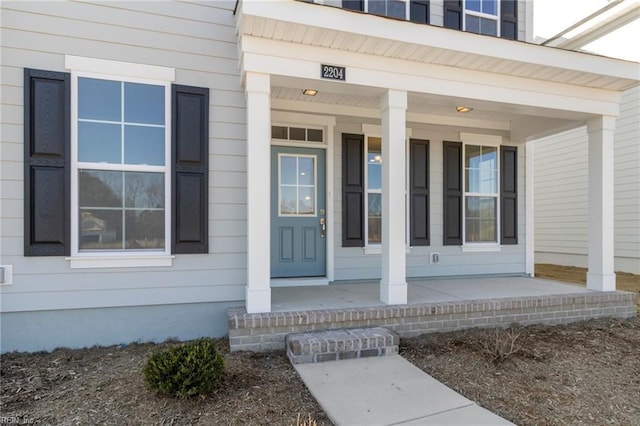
[142,338,225,399]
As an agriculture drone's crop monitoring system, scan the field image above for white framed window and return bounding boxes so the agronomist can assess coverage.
[360,125,412,253]
[66,57,174,267]
[463,0,499,36]
[366,0,408,19]
[463,143,499,244]
[366,136,383,245]
[341,0,430,23]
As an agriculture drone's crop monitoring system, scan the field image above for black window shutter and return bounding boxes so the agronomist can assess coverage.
[342,133,364,247]
[500,146,518,244]
[443,141,462,245]
[410,1,430,24]
[343,0,364,12]
[443,0,462,30]
[24,69,70,256]
[172,85,209,254]
[500,0,518,40]
[410,139,429,246]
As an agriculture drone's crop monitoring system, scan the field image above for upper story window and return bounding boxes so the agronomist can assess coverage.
[342,0,430,24]
[464,0,498,36]
[444,0,518,40]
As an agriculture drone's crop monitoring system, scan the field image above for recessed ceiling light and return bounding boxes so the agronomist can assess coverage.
[456,106,473,113]
[302,89,318,96]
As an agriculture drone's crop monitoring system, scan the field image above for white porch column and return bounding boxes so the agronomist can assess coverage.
[586,115,616,292]
[380,89,408,305]
[245,72,272,312]
[525,141,534,276]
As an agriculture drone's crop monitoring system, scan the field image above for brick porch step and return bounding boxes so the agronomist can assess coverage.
[286,327,399,364]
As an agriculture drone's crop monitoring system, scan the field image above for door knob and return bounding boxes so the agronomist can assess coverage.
[320,217,326,238]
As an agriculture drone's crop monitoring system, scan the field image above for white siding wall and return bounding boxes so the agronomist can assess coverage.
[332,119,526,281]
[534,87,640,274]
[0,1,247,315]
[430,0,444,26]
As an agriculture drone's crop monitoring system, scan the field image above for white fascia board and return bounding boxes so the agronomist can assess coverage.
[239,0,640,82]
[241,44,621,117]
[241,36,621,105]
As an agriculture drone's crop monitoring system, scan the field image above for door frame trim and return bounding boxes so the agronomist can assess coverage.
[271,111,336,282]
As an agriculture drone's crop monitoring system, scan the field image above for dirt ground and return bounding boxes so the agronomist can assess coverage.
[402,317,640,425]
[1,265,638,425]
[0,339,331,425]
[536,263,640,311]
[535,263,640,294]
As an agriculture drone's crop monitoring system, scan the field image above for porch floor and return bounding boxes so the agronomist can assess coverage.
[228,276,637,352]
[271,276,592,311]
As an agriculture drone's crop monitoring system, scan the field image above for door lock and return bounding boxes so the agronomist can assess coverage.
[320,217,326,238]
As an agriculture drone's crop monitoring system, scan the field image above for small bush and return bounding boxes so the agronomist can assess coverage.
[142,338,225,399]
[478,327,524,364]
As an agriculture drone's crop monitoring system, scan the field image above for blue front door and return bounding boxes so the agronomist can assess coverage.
[271,146,326,278]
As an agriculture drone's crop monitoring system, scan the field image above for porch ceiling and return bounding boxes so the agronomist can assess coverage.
[271,82,583,123]
[237,0,640,92]
[270,76,588,140]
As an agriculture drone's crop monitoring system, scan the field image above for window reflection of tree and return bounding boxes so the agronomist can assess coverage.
[79,170,121,207]
[125,172,163,208]
[79,170,164,250]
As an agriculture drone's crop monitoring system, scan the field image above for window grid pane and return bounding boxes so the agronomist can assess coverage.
[368,193,382,244]
[465,196,497,243]
[79,170,165,251]
[279,155,316,216]
[78,78,166,166]
[464,0,498,36]
[368,1,406,19]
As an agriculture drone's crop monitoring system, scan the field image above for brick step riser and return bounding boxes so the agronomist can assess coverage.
[286,327,399,364]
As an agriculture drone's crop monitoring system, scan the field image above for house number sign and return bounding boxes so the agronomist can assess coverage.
[321,64,346,81]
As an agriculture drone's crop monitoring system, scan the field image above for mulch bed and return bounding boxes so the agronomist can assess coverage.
[1,338,330,425]
[401,316,640,425]
[2,318,639,425]
[2,265,639,425]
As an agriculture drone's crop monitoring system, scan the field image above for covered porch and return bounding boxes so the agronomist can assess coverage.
[235,0,640,320]
[228,276,637,351]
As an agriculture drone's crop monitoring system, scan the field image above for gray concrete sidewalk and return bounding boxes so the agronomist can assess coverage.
[294,354,513,426]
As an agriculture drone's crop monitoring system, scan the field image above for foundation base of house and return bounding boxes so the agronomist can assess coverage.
[227,291,637,352]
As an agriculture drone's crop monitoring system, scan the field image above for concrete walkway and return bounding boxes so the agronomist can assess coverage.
[294,354,513,426]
